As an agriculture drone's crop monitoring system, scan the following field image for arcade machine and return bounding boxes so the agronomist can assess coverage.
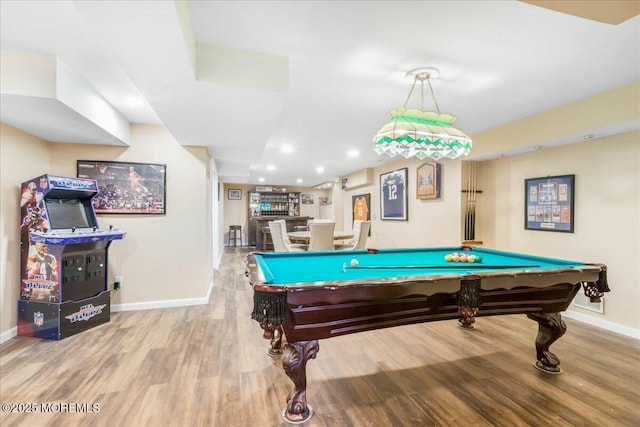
[18,174,126,340]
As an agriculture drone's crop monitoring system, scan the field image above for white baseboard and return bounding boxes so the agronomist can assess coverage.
[1,282,216,344]
[564,309,640,340]
[112,280,215,312]
[0,327,17,345]
[111,297,208,312]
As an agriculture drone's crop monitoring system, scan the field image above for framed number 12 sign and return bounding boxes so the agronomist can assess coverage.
[380,167,408,220]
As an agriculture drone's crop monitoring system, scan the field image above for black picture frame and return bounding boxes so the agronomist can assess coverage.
[77,160,166,214]
[380,167,408,220]
[524,174,575,232]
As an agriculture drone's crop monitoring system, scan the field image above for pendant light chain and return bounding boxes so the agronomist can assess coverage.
[427,77,441,114]
[402,78,418,109]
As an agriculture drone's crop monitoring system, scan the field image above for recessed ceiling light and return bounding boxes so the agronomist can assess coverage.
[281,145,294,154]
[258,177,265,182]
[347,149,359,158]
[296,178,303,184]
[316,166,325,173]
[266,164,276,171]
[534,145,543,150]
[583,134,594,140]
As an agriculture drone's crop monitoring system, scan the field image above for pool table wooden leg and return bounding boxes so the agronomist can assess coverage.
[281,339,320,424]
[526,312,566,374]
[457,306,477,330]
[259,324,284,356]
[268,325,283,356]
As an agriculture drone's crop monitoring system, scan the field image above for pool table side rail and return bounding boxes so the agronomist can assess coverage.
[281,280,583,342]
[246,252,604,293]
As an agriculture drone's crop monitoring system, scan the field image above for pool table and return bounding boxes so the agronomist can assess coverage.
[245,246,609,424]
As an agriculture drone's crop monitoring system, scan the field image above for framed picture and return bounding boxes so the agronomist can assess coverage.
[416,162,441,200]
[524,174,575,232]
[77,160,166,214]
[352,193,371,235]
[228,189,242,200]
[380,167,408,220]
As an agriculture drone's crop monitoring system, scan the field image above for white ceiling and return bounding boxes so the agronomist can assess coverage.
[1,1,639,187]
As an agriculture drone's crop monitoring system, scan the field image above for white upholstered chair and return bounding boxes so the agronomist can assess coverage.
[268,221,305,252]
[335,220,370,250]
[275,219,306,250]
[307,221,336,251]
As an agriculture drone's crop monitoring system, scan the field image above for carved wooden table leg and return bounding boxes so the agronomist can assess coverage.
[457,277,481,330]
[526,312,566,374]
[457,306,477,330]
[259,324,284,357]
[281,340,319,424]
[267,325,283,357]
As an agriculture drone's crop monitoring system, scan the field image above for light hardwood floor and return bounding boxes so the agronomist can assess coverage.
[1,247,639,427]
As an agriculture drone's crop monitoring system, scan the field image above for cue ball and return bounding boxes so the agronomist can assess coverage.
[350,259,359,267]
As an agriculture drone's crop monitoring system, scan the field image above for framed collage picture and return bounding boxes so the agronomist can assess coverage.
[77,160,166,214]
[380,168,408,220]
[524,174,575,232]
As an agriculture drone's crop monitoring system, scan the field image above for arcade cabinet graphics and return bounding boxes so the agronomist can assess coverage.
[18,174,126,340]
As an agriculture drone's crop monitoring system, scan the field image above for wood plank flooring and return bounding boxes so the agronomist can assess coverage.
[1,247,639,426]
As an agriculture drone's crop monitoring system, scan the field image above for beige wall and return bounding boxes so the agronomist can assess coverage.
[1,123,214,340]
[339,157,463,247]
[0,124,51,338]
[476,131,639,331]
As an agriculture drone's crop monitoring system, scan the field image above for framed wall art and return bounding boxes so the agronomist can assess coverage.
[228,189,242,200]
[416,162,441,200]
[524,174,575,232]
[380,167,408,220]
[301,193,314,204]
[352,193,371,235]
[77,160,166,214]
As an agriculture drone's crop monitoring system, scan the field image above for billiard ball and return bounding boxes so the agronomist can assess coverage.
[475,256,482,263]
[444,254,453,262]
[467,255,476,263]
[452,255,460,262]
[459,254,467,262]
[350,259,359,267]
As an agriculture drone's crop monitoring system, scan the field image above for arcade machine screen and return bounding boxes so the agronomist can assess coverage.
[45,199,95,229]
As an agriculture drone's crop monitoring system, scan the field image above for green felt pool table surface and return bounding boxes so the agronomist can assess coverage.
[255,246,589,285]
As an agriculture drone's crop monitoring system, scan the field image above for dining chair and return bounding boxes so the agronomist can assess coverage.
[308,221,336,251]
[335,220,370,250]
[269,220,305,252]
[274,219,306,251]
[268,221,305,252]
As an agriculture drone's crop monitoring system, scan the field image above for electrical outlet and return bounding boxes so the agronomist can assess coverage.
[114,275,123,290]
